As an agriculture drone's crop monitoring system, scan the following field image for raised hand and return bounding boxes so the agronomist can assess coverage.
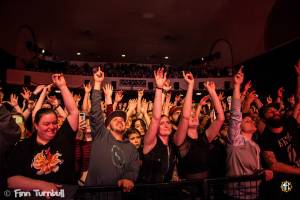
[199,95,210,106]
[163,79,172,92]
[47,95,59,107]
[154,68,167,89]
[21,87,32,101]
[33,85,45,95]
[288,95,295,105]
[93,67,104,83]
[277,87,284,98]
[246,90,258,102]
[266,95,273,104]
[127,99,137,111]
[204,81,216,92]
[9,94,19,107]
[233,66,244,85]
[115,90,124,103]
[43,84,53,95]
[218,91,225,101]
[52,74,67,89]
[84,82,92,94]
[244,80,252,92]
[182,71,194,85]
[103,83,113,97]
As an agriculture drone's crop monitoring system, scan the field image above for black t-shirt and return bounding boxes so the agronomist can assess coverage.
[177,133,210,177]
[258,117,300,168]
[6,120,77,184]
[140,137,177,183]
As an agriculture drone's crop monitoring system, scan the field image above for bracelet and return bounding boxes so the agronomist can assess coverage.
[156,87,169,94]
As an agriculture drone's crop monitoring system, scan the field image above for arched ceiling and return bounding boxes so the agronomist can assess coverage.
[1,0,299,66]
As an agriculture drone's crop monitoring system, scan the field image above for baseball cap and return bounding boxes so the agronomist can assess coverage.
[105,110,127,127]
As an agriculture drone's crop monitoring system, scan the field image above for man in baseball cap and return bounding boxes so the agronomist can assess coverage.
[85,67,139,194]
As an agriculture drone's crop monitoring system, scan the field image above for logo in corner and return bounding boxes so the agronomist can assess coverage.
[280,180,292,193]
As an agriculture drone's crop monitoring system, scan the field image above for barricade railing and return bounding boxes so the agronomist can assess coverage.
[74,173,264,200]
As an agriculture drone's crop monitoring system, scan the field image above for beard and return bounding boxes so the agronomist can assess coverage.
[266,117,284,128]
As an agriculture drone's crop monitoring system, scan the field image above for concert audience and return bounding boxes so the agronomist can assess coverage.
[0,58,299,199]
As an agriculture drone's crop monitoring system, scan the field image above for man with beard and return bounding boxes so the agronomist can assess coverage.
[85,67,139,194]
[258,62,300,199]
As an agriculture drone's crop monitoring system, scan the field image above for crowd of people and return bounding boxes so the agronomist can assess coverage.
[0,60,300,199]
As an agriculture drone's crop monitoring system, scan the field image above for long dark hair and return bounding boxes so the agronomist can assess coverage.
[132,118,147,134]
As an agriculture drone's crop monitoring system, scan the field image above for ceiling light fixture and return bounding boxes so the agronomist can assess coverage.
[76,52,81,56]
[164,56,169,60]
[121,54,126,58]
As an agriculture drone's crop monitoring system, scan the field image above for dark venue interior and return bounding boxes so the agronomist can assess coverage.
[1,0,300,199]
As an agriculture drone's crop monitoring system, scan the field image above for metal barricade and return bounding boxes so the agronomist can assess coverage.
[203,174,264,200]
[73,174,264,200]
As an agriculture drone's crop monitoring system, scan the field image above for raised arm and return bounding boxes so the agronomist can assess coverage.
[137,89,144,115]
[204,81,225,143]
[228,66,244,145]
[113,90,123,111]
[6,94,22,114]
[32,84,52,120]
[90,67,105,138]
[47,95,67,119]
[103,83,113,106]
[126,99,137,119]
[173,71,194,146]
[52,74,79,131]
[241,80,252,102]
[82,82,92,113]
[140,99,151,127]
[242,90,257,113]
[143,68,166,154]
[22,100,36,121]
[195,95,209,120]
